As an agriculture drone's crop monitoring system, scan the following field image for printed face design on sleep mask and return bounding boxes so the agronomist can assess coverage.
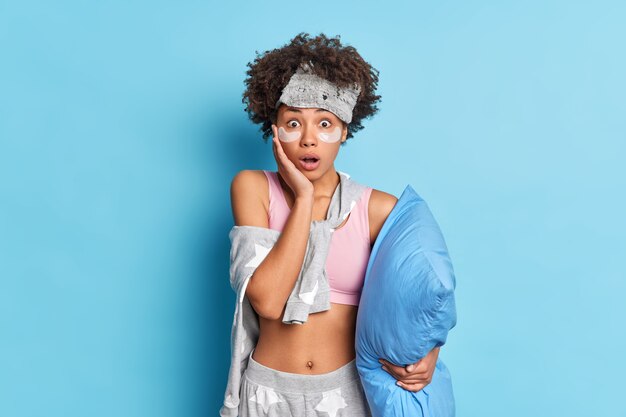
[277,126,343,143]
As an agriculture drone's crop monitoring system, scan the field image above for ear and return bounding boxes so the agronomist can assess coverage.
[341,124,348,143]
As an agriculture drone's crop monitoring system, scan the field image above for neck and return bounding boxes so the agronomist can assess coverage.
[277,166,341,200]
[309,167,341,199]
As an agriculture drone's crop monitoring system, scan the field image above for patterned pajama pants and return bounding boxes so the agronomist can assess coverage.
[239,349,372,417]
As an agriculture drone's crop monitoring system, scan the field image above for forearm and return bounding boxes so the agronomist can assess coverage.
[246,194,314,319]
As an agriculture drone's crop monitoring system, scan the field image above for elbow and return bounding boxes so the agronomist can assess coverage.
[246,281,283,320]
[250,298,282,320]
[256,301,283,321]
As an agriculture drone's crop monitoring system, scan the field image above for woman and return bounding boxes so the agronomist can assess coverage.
[224,33,440,416]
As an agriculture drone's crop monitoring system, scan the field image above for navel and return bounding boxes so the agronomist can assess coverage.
[306,360,314,370]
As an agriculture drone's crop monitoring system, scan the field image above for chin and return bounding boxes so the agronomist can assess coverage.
[306,169,328,181]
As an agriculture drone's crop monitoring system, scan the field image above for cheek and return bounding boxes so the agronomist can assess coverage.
[278,127,301,142]
[318,126,342,143]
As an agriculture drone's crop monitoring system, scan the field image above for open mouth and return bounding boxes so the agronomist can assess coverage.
[299,157,321,170]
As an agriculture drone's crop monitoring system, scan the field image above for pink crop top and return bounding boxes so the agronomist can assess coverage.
[262,170,373,306]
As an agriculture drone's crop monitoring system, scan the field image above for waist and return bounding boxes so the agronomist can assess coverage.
[246,348,360,392]
[253,303,358,374]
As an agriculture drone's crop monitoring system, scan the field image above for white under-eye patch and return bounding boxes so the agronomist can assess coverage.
[318,126,342,143]
[278,127,301,142]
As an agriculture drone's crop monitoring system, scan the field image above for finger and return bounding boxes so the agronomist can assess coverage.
[396,380,427,393]
[271,130,284,168]
[380,360,408,379]
[408,362,430,375]
[271,124,278,150]
[381,365,405,381]
[271,128,285,161]
[274,137,297,172]
[399,374,431,384]
[382,367,430,386]
[272,135,280,164]
[406,370,430,380]
[404,362,418,373]
[274,133,288,159]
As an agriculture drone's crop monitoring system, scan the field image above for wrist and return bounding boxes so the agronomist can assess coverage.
[295,187,314,201]
[294,194,314,206]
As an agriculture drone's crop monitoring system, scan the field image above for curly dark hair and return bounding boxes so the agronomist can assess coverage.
[242,32,382,144]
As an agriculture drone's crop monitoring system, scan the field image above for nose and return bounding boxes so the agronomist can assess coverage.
[300,125,318,147]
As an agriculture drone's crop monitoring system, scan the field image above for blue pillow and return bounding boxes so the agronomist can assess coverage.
[356,184,457,417]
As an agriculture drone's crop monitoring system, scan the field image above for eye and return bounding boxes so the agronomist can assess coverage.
[287,120,300,128]
[320,119,332,128]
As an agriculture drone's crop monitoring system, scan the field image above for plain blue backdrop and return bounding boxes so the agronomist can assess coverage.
[1,1,625,416]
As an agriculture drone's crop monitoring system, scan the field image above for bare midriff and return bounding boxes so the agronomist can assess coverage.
[251,302,358,374]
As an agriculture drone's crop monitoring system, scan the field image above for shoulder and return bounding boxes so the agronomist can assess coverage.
[369,188,398,215]
[230,170,270,227]
[230,169,268,192]
[367,188,398,246]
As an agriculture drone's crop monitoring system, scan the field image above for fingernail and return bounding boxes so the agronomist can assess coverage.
[396,381,402,386]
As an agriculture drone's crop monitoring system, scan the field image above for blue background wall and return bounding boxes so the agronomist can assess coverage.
[1,1,624,416]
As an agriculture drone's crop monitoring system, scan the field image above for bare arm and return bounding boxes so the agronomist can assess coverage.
[230,169,314,320]
[368,188,399,246]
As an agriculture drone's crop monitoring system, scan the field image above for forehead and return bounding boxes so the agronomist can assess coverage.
[281,106,336,117]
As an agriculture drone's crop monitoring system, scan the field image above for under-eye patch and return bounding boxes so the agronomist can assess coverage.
[278,127,301,142]
[318,126,342,143]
